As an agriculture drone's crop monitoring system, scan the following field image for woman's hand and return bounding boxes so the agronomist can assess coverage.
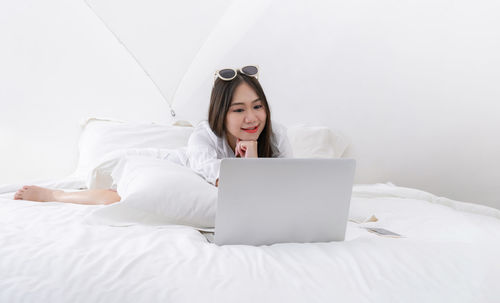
[235,138,258,158]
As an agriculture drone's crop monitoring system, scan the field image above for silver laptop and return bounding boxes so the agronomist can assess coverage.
[210,158,356,246]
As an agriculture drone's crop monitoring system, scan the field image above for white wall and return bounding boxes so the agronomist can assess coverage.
[0,0,169,183]
[1,0,499,210]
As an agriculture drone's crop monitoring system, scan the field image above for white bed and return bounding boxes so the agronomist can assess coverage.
[1,178,499,302]
[1,118,499,302]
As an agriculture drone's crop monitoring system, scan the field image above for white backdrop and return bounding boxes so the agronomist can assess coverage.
[1,0,499,209]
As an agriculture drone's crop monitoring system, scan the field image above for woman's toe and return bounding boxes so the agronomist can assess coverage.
[14,189,25,199]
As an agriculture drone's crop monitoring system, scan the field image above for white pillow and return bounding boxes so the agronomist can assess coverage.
[287,124,350,158]
[86,147,180,190]
[85,156,217,229]
[77,116,349,193]
[71,116,194,181]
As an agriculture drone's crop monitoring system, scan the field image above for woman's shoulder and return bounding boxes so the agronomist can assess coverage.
[192,120,214,135]
[188,120,219,146]
[271,120,288,138]
[270,120,293,158]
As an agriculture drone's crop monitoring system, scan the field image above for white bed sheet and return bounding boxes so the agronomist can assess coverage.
[1,180,499,303]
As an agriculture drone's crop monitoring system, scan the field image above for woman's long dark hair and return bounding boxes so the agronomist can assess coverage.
[208,72,276,158]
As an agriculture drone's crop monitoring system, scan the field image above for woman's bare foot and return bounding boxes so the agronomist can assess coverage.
[14,185,64,202]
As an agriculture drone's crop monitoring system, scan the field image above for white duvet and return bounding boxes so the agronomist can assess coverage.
[1,178,499,303]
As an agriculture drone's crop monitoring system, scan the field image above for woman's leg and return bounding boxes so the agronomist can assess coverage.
[14,185,121,205]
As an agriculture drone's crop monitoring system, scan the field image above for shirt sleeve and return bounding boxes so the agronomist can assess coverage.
[274,123,294,158]
[186,124,221,186]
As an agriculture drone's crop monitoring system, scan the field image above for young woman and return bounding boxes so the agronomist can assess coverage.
[13,65,293,205]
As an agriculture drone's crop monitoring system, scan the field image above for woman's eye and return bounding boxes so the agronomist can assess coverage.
[233,105,262,113]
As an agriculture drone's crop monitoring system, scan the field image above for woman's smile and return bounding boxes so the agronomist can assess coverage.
[241,125,259,133]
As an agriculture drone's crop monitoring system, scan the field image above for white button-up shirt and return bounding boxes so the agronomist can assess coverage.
[183,120,293,186]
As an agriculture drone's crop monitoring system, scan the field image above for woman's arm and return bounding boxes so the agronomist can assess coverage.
[187,124,221,187]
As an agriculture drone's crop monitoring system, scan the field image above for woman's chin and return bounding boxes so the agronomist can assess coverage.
[239,132,260,140]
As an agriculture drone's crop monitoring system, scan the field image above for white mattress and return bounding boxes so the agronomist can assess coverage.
[1,178,499,303]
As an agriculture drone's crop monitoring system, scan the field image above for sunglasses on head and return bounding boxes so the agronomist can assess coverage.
[214,65,259,82]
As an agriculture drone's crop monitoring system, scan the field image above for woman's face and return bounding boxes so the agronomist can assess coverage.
[225,82,267,143]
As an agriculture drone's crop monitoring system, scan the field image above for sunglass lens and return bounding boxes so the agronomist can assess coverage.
[241,66,258,75]
[219,69,236,80]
